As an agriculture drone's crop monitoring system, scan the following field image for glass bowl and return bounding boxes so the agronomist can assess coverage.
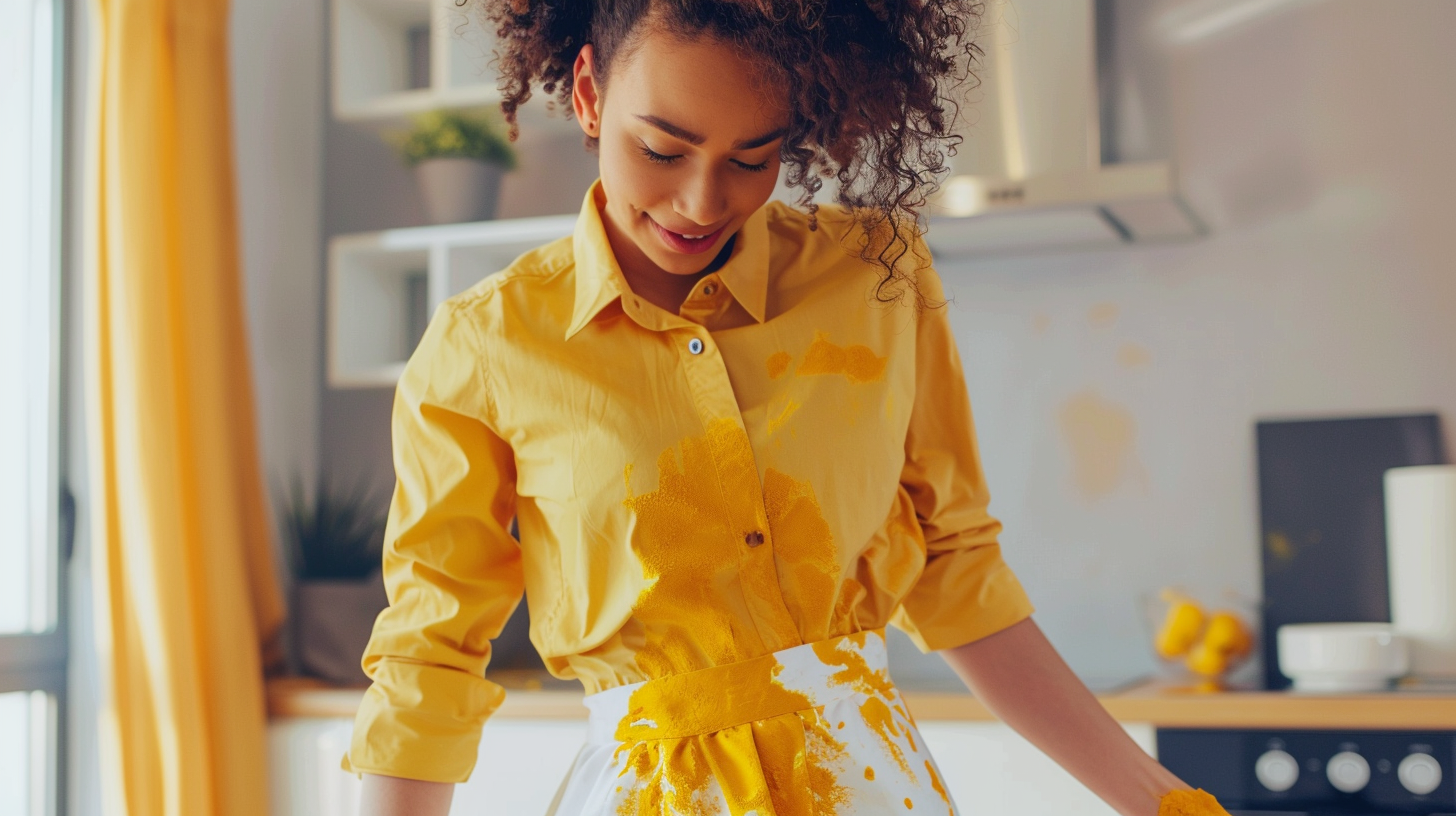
[1141,587,1260,692]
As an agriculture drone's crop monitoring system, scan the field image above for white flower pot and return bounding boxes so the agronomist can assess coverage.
[293,569,389,685]
[414,157,505,224]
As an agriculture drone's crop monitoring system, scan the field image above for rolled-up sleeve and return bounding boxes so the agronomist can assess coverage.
[341,298,522,783]
[890,263,1035,653]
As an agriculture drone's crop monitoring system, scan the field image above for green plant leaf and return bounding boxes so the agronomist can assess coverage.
[388,108,518,170]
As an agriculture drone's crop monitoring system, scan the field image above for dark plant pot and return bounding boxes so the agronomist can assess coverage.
[293,570,389,686]
[415,157,505,224]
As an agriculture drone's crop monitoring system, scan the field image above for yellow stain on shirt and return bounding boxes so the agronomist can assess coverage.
[763,468,857,640]
[621,427,747,679]
[864,766,876,781]
[767,350,793,379]
[767,400,801,435]
[796,332,888,383]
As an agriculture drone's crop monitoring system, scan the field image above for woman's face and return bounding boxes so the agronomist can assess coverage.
[572,31,790,279]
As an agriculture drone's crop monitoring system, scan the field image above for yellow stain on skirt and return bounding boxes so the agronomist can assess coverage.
[925,760,951,813]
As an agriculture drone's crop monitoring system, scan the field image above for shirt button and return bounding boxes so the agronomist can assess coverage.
[744,531,765,547]
[702,283,717,296]
[688,337,704,355]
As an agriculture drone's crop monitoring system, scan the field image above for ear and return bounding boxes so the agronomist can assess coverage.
[572,44,602,138]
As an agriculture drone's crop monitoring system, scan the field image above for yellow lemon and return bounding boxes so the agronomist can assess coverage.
[1155,600,1206,659]
[1203,611,1253,658]
[1185,642,1229,678]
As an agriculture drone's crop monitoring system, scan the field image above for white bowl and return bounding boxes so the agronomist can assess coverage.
[1278,623,1409,692]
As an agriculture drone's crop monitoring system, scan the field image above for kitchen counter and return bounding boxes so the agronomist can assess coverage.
[267,672,1456,730]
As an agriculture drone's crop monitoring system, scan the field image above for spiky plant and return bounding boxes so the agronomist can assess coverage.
[279,476,389,581]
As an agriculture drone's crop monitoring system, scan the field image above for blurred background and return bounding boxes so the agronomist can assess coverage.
[5,0,1456,814]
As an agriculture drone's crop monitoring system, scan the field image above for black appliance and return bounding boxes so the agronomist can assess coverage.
[1256,415,1446,690]
[1159,728,1455,815]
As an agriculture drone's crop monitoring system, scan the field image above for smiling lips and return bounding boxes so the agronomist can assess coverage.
[649,216,727,255]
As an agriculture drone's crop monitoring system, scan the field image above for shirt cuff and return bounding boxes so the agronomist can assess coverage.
[341,659,508,783]
[890,542,1036,653]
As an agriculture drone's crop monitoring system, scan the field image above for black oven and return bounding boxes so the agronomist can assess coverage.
[1157,729,1455,816]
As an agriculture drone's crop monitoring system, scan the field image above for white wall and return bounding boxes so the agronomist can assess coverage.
[891,0,1456,686]
[233,0,325,507]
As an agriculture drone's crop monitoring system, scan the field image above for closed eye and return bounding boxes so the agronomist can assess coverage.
[732,158,770,173]
[638,143,683,165]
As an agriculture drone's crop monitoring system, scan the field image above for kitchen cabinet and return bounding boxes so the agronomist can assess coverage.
[269,716,588,816]
[267,712,1152,816]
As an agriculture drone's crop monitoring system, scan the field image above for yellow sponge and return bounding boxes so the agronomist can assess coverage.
[1159,788,1232,816]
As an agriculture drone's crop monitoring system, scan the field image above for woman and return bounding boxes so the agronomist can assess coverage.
[345,1,1230,814]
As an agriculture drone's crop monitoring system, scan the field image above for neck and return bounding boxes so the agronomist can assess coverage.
[600,201,732,315]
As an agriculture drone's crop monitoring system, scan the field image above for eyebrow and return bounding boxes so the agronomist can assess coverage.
[634,114,786,150]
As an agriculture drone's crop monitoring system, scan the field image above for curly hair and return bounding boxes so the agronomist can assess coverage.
[477,0,983,302]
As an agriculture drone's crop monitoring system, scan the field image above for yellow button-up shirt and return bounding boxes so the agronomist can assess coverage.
[344,181,1034,783]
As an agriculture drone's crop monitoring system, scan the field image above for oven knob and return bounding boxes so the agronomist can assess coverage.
[1398,753,1443,796]
[1326,751,1370,793]
[1256,749,1300,792]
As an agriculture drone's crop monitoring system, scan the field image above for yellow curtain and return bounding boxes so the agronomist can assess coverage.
[86,0,287,813]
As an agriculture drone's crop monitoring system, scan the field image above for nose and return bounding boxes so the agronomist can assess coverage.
[673,167,729,228]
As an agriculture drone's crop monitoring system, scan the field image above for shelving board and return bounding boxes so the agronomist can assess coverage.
[332,0,578,133]
[328,214,577,388]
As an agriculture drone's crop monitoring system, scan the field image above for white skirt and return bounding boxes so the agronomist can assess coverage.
[545,628,958,816]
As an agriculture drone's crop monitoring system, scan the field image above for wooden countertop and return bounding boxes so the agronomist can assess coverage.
[267,673,1456,730]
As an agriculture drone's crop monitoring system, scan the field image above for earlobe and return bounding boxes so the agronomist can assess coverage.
[572,44,602,137]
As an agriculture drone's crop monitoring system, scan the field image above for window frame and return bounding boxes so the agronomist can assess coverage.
[0,0,72,813]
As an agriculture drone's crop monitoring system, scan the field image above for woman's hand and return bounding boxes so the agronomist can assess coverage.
[360,773,455,816]
[938,617,1229,816]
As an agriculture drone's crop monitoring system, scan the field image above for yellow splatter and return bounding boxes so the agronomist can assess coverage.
[859,696,915,781]
[925,760,952,813]
[1118,343,1152,368]
[767,350,793,379]
[767,400,801,435]
[864,766,876,781]
[1158,788,1232,816]
[1265,531,1295,564]
[905,797,915,809]
[762,468,856,642]
[796,332,887,383]
[1058,389,1141,501]
[813,631,896,701]
[621,432,744,678]
[1088,302,1119,327]
[614,422,860,815]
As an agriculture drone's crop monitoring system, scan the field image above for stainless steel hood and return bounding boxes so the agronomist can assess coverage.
[926,0,1202,257]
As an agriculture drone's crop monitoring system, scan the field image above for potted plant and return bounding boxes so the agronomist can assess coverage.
[393,109,518,224]
[280,476,391,685]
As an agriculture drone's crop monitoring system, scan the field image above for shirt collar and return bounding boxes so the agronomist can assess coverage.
[566,179,770,339]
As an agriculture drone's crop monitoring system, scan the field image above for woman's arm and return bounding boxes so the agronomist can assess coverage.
[939,617,1215,816]
[360,774,454,816]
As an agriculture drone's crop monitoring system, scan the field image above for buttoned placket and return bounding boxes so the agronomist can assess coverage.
[619,288,802,655]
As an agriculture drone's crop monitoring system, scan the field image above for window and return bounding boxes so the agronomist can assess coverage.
[0,0,68,813]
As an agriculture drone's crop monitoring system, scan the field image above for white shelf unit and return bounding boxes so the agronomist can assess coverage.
[332,0,574,128]
[328,215,576,388]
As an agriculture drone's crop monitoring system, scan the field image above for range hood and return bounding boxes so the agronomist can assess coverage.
[926,0,1202,257]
